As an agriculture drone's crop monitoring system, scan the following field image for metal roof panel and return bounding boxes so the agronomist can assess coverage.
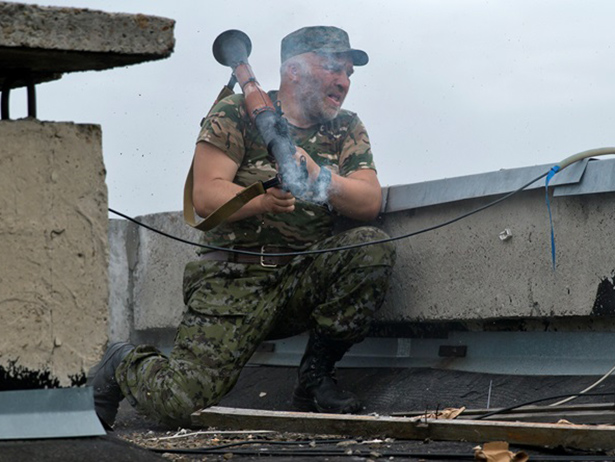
[554,158,615,197]
[383,159,590,212]
[0,387,105,440]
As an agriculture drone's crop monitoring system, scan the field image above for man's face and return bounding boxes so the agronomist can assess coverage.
[295,52,354,125]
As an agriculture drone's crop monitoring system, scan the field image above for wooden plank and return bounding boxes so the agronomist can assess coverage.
[191,406,615,452]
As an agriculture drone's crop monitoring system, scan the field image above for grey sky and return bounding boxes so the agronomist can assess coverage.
[10,0,615,217]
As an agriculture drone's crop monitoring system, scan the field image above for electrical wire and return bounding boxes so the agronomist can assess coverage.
[149,441,615,460]
[110,147,615,258]
[152,446,477,459]
[108,167,549,258]
[548,363,615,407]
[151,437,347,452]
[473,392,615,420]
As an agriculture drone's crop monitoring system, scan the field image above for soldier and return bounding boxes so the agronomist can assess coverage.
[88,25,396,428]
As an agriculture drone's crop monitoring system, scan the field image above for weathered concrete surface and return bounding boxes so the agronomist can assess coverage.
[112,212,202,341]
[108,163,615,341]
[129,213,198,331]
[0,120,108,385]
[0,2,175,89]
[379,188,615,323]
[108,219,131,343]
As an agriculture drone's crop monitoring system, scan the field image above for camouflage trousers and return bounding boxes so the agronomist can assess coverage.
[116,226,396,427]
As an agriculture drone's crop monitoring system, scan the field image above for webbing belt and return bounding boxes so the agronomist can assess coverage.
[183,162,266,231]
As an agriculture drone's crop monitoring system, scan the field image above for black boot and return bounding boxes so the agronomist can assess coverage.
[86,342,134,427]
[292,333,361,414]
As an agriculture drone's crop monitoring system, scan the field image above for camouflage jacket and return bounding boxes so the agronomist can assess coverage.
[195,91,376,250]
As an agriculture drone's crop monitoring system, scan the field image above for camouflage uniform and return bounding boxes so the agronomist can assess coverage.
[116,92,396,427]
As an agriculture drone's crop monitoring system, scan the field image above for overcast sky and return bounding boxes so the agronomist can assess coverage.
[10,0,615,217]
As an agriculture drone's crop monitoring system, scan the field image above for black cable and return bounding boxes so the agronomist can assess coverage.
[473,392,615,420]
[109,168,550,258]
[151,446,615,460]
[152,446,476,458]
[150,437,347,452]
[148,435,456,457]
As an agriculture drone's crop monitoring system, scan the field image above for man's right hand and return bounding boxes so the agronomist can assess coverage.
[261,187,296,214]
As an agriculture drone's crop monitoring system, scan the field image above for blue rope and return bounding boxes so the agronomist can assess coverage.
[545,165,560,271]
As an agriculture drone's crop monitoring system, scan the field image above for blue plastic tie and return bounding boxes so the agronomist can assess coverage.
[545,165,560,271]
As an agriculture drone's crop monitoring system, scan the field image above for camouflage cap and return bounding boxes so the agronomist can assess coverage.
[281,26,369,66]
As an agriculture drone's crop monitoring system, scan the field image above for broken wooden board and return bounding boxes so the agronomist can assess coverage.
[192,406,615,452]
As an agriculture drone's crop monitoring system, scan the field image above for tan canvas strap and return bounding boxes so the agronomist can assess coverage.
[184,84,269,232]
[183,165,265,231]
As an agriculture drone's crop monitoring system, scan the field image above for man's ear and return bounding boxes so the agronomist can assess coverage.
[289,64,299,80]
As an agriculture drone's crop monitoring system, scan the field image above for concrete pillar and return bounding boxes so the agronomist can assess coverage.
[0,120,108,384]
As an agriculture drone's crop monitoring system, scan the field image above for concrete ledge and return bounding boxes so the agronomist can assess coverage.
[379,188,615,323]
[0,2,175,88]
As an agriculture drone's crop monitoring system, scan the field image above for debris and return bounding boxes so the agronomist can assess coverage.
[151,429,274,441]
[409,406,466,421]
[474,441,528,462]
[336,440,358,447]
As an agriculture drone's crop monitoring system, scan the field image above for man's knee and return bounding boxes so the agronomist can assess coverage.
[343,226,396,268]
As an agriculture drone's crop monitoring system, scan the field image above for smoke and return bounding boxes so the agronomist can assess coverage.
[258,51,354,206]
[256,108,334,206]
[307,166,331,205]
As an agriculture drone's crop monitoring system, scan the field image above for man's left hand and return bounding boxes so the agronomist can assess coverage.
[293,147,322,183]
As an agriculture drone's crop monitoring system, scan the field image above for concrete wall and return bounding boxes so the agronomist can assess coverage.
[0,120,108,384]
[380,189,615,324]
[108,212,201,345]
[108,179,615,344]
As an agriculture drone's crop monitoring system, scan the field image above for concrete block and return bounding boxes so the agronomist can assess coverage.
[129,212,203,332]
[108,219,131,343]
[0,120,108,384]
[0,2,175,88]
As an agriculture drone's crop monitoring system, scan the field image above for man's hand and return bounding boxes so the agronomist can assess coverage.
[293,147,321,182]
[291,147,382,221]
[262,187,296,214]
